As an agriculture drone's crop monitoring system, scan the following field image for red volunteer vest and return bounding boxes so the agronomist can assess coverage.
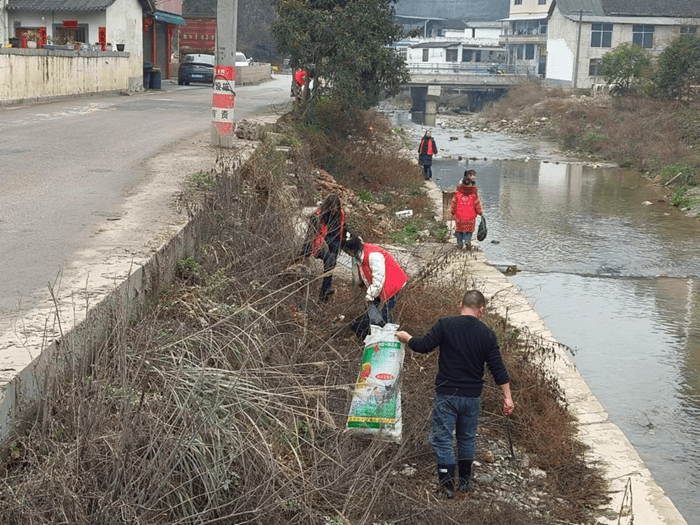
[455,193,477,222]
[361,244,408,301]
[311,209,345,257]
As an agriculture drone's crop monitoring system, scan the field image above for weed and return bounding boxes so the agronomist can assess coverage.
[671,184,699,209]
[189,170,214,191]
[391,222,420,244]
[358,190,372,202]
[177,257,202,283]
[659,164,696,185]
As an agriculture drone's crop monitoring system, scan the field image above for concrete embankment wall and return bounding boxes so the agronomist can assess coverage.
[0,49,142,104]
[0,214,200,440]
[423,182,687,525]
[236,64,273,86]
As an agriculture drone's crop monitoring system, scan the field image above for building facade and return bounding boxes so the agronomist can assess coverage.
[547,0,700,89]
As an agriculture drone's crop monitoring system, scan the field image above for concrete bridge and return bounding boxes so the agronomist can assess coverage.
[405,64,534,125]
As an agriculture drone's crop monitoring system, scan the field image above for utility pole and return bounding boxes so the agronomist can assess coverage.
[211,0,238,147]
[572,10,589,89]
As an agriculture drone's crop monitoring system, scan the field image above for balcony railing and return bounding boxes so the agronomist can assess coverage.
[407,62,537,77]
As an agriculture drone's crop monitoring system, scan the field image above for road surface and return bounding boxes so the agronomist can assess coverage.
[0,74,292,380]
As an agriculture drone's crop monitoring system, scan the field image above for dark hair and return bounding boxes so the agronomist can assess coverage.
[342,232,363,256]
[461,290,486,309]
[463,169,477,186]
[320,194,341,217]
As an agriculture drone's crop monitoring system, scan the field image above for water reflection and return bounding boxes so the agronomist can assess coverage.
[433,157,700,523]
[435,159,700,278]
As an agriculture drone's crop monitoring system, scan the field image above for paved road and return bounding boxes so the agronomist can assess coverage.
[0,75,291,340]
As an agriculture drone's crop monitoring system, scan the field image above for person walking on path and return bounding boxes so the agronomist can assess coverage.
[342,232,408,338]
[450,171,483,249]
[302,194,345,302]
[418,130,438,181]
[395,290,514,499]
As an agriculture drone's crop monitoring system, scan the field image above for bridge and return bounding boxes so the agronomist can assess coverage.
[404,63,535,125]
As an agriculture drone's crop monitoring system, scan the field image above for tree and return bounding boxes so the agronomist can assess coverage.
[271,0,410,119]
[653,34,700,100]
[601,43,651,94]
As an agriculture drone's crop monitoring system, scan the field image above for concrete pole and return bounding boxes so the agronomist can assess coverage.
[211,0,238,147]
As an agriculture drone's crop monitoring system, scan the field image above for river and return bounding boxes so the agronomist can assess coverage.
[390,109,700,524]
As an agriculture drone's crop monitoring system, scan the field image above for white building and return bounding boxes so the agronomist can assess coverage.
[547,0,700,89]
[499,0,550,76]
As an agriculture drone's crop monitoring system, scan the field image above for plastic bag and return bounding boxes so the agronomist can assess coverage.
[477,216,487,242]
[346,323,404,442]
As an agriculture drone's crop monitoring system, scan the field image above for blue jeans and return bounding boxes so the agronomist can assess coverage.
[429,393,480,466]
[455,231,473,246]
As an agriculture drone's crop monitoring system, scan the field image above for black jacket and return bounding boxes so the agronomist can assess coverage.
[408,315,509,397]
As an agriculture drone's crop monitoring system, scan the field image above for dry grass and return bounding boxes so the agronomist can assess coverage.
[483,81,700,175]
[0,116,607,524]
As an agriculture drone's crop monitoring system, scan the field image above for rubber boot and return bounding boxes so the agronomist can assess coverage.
[436,464,456,499]
[458,459,473,493]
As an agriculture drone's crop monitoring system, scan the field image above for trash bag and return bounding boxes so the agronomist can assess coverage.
[346,324,404,442]
[477,216,487,242]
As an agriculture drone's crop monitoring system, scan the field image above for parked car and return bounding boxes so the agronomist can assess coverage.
[178,54,215,85]
[236,52,251,67]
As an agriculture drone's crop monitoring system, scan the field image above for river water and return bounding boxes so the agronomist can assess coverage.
[390,110,700,524]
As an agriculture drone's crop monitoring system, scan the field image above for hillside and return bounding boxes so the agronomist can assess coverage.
[394,0,510,21]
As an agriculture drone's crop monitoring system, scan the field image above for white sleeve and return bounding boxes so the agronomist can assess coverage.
[365,252,386,301]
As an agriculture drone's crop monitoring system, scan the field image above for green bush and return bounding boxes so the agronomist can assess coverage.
[601,43,651,94]
[653,34,700,100]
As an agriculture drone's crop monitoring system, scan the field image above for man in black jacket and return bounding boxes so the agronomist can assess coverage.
[396,290,514,499]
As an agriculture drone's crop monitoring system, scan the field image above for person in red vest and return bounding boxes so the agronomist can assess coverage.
[450,170,483,249]
[292,69,314,103]
[418,130,438,181]
[342,232,408,338]
[302,194,346,301]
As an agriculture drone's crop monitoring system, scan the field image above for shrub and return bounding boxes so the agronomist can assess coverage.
[601,43,652,94]
[654,34,700,100]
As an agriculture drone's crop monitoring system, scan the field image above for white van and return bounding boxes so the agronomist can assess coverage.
[236,52,251,67]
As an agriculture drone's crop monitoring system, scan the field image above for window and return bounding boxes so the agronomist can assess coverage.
[422,48,429,62]
[446,49,458,62]
[516,45,524,60]
[525,44,535,60]
[633,24,654,48]
[514,0,522,4]
[538,0,546,4]
[395,47,407,60]
[589,58,602,76]
[680,25,698,34]
[474,50,482,62]
[514,19,547,35]
[591,22,613,47]
[53,24,88,44]
[462,49,473,62]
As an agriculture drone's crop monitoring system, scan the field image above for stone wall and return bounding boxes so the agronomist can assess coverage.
[237,64,272,86]
[0,49,142,105]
